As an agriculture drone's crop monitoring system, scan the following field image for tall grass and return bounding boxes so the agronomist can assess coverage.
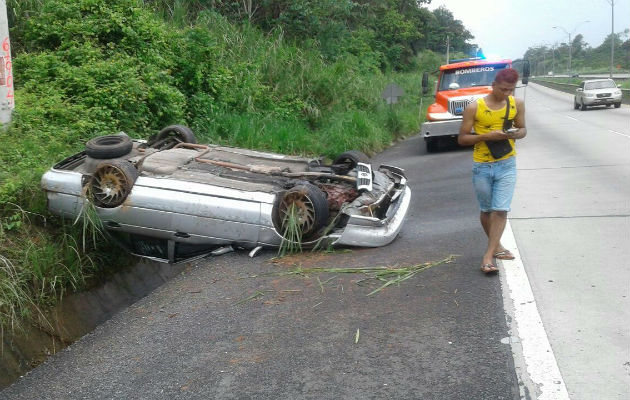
[0,203,92,329]
[278,204,303,257]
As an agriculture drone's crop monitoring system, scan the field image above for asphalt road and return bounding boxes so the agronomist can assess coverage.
[1,131,520,397]
[507,83,630,399]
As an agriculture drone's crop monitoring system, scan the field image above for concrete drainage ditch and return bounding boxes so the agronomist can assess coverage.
[0,260,187,389]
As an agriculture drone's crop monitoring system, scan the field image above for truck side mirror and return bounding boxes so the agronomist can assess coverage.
[522,61,531,85]
[422,72,429,95]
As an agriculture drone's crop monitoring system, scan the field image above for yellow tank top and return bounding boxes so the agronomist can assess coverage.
[473,96,517,163]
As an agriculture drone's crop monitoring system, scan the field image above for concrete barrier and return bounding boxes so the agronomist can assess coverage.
[532,79,630,105]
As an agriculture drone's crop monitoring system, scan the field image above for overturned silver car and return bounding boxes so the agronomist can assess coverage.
[41,125,410,263]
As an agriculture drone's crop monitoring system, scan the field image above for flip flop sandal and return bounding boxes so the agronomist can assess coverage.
[480,264,499,274]
[494,250,515,260]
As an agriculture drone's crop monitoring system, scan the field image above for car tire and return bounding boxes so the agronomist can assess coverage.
[275,184,330,240]
[89,160,139,208]
[332,150,370,174]
[574,98,580,110]
[426,137,438,153]
[148,125,197,150]
[580,101,587,111]
[614,102,621,108]
[85,135,133,159]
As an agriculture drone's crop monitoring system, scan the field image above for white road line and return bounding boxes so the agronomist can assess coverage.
[499,221,570,400]
[565,115,578,121]
[608,129,629,139]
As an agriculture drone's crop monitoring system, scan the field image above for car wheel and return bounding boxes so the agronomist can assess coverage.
[89,160,139,208]
[574,98,580,110]
[614,102,621,108]
[580,101,587,111]
[426,137,438,153]
[85,135,133,159]
[275,184,329,240]
[332,150,370,174]
[148,125,197,150]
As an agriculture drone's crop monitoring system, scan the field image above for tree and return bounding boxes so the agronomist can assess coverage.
[571,34,588,58]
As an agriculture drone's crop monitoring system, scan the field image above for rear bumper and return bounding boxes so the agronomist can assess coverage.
[421,119,462,139]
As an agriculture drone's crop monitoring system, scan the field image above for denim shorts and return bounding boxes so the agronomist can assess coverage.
[472,156,517,212]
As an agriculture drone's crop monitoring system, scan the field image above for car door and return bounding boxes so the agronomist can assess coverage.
[577,82,585,103]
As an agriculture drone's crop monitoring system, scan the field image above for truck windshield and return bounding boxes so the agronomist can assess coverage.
[439,64,508,91]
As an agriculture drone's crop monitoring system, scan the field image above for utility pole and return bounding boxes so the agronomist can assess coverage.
[0,0,14,124]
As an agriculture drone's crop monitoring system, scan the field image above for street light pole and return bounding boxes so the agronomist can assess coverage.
[553,26,572,73]
[553,21,589,74]
[446,35,450,64]
[605,0,615,78]
[552,43,556,76]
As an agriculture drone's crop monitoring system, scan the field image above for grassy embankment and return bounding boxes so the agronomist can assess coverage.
[0,0,438,330]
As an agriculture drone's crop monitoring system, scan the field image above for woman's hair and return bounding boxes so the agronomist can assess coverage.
[495,68,519,84]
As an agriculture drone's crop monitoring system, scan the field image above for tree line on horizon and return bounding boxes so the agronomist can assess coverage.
[523,30,630,75]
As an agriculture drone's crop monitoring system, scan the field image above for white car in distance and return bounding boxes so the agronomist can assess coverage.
[574,79,622,110]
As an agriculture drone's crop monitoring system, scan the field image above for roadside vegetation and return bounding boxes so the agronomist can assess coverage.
[0,0,459,330]
[524,30,630,76]
[533,76,630,90]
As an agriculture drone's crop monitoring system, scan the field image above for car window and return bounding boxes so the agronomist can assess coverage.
[585,81,616,90]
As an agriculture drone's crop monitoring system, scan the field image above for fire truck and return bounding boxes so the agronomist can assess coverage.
[420,58,529,152]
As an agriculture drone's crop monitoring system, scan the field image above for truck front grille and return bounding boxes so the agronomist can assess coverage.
[448,99,472,115]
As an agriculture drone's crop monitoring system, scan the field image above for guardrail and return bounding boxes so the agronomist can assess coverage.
[532,79,630,105]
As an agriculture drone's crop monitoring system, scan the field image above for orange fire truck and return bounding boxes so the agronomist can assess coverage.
[420,58,529,152]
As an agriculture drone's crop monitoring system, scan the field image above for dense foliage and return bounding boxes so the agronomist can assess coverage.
[147,0,476,71]
[1,0,465,328]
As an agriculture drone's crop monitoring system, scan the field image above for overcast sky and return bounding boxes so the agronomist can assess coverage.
[427,0,630,60]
